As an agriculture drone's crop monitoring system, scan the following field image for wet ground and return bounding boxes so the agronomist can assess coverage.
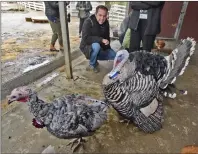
[1,2,198,154]
[1,3,118,84]
[1,3,80,83]
[1,39,198,153]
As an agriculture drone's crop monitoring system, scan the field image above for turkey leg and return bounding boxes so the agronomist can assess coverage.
[67,137,86,153]
[119,119,131,126]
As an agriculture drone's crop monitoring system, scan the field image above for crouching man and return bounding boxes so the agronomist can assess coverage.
[80,5,116,73]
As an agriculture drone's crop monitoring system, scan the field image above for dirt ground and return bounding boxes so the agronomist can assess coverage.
[1,3,198,154]
[1,3,80,83]
[1,46,198,153]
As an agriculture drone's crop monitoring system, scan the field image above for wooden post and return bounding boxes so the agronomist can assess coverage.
[34,2,36,11]
[125,1,130,17]
[43,2,45,12]
[174,2,188,40]
[58,2,73,79]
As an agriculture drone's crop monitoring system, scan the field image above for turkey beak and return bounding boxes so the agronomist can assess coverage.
[8,99,13,105]
[7,96,14,105]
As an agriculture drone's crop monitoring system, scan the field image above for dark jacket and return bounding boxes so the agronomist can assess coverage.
[76,2,92,19]
[44,2,60,18]
[128,1,165,35]
[44,2,69,21]
[80,14,111,59]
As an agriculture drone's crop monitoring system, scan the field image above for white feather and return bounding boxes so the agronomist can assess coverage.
[171,77,176,84]
[41,145,55,154]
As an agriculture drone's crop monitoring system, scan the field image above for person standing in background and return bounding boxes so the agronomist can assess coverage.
[128,1,165,52]
[76,1,92,38]
[44,1,70,51]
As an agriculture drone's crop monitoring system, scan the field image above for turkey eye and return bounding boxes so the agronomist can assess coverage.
[11,96,16,99]
[19,93,22,96]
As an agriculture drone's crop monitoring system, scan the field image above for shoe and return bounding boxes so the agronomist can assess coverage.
[86,65,99,73]
[96,61,99,67]
[50,44,59,52]
[50,48,59,52]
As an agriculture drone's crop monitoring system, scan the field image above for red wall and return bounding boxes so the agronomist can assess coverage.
[128,2,198,41]
[179,2,198,41]
[158,2,183,38]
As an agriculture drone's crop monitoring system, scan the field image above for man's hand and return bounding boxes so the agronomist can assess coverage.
[102,39,109,45]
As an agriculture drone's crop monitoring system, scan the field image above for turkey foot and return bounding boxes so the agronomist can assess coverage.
[119,119,131,126]
[67,137,86,153]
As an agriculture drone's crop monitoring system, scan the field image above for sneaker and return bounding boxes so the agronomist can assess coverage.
[96,61,99,67]
[86,65,99,73]
[50,48,59,52]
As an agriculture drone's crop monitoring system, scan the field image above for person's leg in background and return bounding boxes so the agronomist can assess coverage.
[49,20,58,51]
[97,48,116,61]
[79,18,84,38]
[142,35,156,52]
[129,27,141,53]
[87,43,101,73]
[56,20,63,50]
[140,19,156,52]
[139,19,147,50]
[119,32,125,45]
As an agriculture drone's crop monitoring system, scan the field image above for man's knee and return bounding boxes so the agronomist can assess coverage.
[91,43,101,53]
[108,49,116,60]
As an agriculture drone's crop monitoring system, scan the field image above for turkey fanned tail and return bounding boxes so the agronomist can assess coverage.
[160,37,196,89]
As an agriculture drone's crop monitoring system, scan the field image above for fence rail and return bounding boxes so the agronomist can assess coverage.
[17,1,126,24]
[17,2,45,11]
[109,4,126,23]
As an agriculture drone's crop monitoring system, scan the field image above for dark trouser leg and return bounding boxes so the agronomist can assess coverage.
[142,35,156,52]
[129,28,141,53]
[119,32,125,45]
[140,19,156,52]
[79,18,85,34]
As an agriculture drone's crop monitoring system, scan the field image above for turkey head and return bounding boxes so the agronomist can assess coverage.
[7,86,33,104]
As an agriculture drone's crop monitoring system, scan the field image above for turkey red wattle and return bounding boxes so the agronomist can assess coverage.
[32,118,45,128]
[18,96,29,103]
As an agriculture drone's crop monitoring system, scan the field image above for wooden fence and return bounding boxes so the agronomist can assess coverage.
[17,1,126,24]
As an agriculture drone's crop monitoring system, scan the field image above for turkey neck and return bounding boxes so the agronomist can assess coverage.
[27,92,50,117]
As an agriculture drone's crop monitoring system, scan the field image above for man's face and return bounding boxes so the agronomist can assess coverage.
[95,8,108,25]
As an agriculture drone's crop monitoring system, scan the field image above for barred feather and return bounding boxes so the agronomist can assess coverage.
[9,88,108,139]
[160,37,196,89]
[103,38,196,133]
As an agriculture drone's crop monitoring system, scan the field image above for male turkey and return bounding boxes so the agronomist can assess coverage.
[102,37,196,133]
[8,87,109,152]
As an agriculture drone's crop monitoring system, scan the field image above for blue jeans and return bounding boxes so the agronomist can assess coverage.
[90,43,116,67]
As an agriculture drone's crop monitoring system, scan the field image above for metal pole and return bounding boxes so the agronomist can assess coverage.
[125,1,130,17]
[59,1,73,79]
[174,2,188,40]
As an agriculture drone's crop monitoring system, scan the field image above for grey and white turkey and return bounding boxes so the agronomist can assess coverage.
[102,37,196,133]
[8,87,109,152]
